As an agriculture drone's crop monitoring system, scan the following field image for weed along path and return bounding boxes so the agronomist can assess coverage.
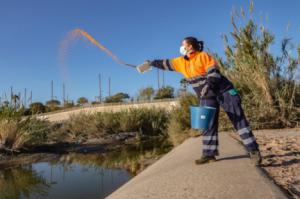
[106,133,288,199]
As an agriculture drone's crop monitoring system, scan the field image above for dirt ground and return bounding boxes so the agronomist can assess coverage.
[230,128,300,198]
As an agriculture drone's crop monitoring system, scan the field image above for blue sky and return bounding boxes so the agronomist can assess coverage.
[0,0,300,104]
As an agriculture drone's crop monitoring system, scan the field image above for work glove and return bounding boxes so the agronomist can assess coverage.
[136,60,153,73]
[200,84,210,98]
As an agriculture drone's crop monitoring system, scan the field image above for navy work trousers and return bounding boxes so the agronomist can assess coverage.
[200,91,259,156]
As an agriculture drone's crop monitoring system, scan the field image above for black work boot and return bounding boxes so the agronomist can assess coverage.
[249,150,262,166]
[195,156,216,165]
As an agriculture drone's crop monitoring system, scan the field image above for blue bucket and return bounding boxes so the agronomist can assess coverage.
[190,106,216,130]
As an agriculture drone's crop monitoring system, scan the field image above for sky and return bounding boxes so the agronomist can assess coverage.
[0,0,300,104]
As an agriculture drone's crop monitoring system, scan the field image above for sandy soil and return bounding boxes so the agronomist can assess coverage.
[230,128,300,198]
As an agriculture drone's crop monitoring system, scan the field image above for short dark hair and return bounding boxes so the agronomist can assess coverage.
[183,37,204,52]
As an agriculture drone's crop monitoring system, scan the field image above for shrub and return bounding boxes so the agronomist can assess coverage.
[56,108,170,142]
[77,97,89,106]
[62,113,100,142]
[154,86,175,99]
[0,116,51,152]
[29,102,46,114]
[104,93,130,103]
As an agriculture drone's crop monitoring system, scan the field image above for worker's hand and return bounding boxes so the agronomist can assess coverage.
[136,60,153,73]
[200,84,210,98]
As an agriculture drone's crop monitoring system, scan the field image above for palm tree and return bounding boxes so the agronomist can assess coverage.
[11,95,19,109]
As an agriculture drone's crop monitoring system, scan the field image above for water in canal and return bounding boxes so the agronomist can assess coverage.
[0,137,172,199]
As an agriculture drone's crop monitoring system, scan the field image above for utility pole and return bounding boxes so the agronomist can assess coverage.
[10,86,13,105]
[51,80,54,100]
[63,83,66,105]
[108,77,111,97]
[162,71,165,87]
[30,91,32,105]
[18,92,21,108]
[99,74,102,103]
[157,68,160,89]
[24,88,27,108]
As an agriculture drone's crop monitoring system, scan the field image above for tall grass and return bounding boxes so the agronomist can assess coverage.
[56,108,170,143]
[0,106,171,151]
[0,107,51,152]
[216,2,300,128]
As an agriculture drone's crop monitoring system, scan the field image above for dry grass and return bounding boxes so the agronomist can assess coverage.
[0,120,20,150]
[54,108,170,143]
[0,107,51,152]
[217,1,300,128]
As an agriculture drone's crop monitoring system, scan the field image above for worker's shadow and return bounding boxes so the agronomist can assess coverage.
[217,155,249,161]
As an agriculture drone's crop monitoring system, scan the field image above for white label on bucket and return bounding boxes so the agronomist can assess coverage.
[200,115,206,119]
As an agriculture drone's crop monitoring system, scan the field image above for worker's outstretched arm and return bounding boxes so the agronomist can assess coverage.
[137,57,183,73]
[150,59,175,71]
[150,57,183,72]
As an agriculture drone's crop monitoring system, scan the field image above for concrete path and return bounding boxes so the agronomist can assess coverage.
[106,133,287,199]
[38,100,179,122]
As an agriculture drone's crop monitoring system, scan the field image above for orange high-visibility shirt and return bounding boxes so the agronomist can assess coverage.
[170,51,217,78]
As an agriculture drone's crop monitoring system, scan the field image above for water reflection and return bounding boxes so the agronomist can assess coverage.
[0,137,171,199]
[0,166,50,199]
[0,161,131,199]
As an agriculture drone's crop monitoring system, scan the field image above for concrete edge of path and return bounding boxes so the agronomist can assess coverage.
[228,133,292,199]
[106,133,289,199]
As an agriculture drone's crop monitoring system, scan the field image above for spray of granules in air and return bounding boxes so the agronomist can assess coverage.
[59,28,136,70]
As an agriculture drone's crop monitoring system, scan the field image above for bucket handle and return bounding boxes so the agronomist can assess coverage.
[200,97,207,107]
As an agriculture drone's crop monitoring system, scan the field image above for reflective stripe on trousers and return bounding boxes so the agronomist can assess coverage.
[200,91,259,156]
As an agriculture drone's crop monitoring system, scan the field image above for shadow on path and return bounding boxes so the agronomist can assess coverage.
[217,155,249,161]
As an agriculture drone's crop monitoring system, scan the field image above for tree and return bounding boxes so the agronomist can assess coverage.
[29,102,46,114]
[91,101,101,105]
[154,86,174,99]
[104,92,130,103]
[45,99,61,111]
[138,87,155,101]
[46,99,61,107]
[77,97,89,106]
[63,101,75,108]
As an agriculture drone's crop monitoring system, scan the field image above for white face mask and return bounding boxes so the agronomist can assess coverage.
[180,46,187,56]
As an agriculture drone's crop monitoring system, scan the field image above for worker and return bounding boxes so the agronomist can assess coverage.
[137,37,262,165]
